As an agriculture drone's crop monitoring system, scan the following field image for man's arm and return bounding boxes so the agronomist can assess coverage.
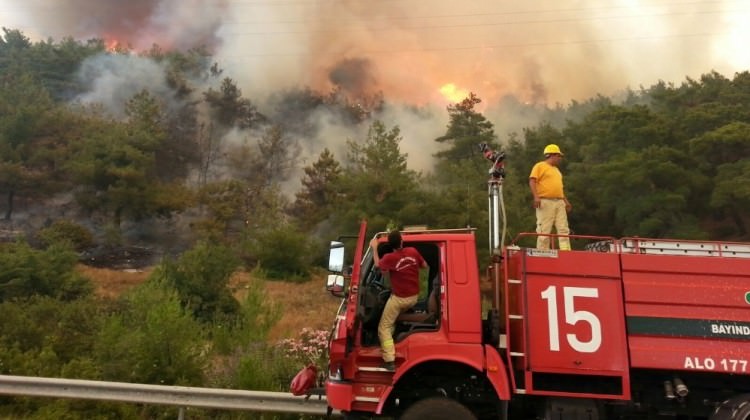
[369,238,380,267]
[529,177,541,208]
[563,197,572,212]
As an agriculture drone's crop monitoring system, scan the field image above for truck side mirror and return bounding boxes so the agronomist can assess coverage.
[328,241,345,273]
[326,274,345,295]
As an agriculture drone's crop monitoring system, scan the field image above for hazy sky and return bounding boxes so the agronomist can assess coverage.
[1,0,748,107]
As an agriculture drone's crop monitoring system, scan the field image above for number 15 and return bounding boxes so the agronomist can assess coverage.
[540,286,602,353]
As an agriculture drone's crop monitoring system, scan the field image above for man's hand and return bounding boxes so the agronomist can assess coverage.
[564,198,572,212]
[533,197,541,209]
[369,238,378,249]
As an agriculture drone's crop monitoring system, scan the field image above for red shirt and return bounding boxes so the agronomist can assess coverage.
[377,247,425,297]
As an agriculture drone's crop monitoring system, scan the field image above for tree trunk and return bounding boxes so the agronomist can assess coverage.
[731,207,747,237]
[4,190,14,221]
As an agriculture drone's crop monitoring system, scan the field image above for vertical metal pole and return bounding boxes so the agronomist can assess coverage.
[487,178,505,255]
[178,407,185,420]
[488,179,503,254]
[488,178,505,319]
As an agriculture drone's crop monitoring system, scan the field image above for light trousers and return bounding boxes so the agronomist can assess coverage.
[535,198,571,250]
[378,293,418,362]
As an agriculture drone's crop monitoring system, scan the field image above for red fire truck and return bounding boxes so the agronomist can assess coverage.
[318,146,750,419]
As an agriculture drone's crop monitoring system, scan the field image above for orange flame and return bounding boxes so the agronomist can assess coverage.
[104,37,119,52]
[439,83,470,104]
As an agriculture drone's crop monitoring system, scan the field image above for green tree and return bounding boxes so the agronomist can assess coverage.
[95,279,207,386]
[435,93,498,161]
[335,120,422,233]
[290,148,342,229]
[194,179,247,241]
[557,102,708,238]
[710,160,750,237]
[204,77,265,129]
[430,94,499,252]
[209,125,299,240]
[0,241,92,302]
[247,224,312,280]
[67,91,190,229]
[0,28,32,76]
[0,73,66,220]
[691,122,750,236]
[150,241,241,322]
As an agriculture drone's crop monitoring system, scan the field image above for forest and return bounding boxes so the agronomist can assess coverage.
[1,27,749,418]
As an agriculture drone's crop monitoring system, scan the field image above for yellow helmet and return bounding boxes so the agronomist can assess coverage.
[543,144,563,156]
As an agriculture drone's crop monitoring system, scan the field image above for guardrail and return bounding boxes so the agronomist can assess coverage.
[0,375,336,418]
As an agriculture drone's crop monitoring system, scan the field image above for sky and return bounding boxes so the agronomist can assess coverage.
[1,0,749,175]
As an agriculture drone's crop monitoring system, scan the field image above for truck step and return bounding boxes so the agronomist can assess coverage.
[358,366,396,373]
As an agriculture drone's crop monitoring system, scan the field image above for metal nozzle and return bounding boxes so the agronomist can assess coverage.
[663,380,675,400]
[673,377,689,397]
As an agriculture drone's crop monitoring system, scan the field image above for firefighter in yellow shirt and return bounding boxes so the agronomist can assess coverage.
[528,144,572,250]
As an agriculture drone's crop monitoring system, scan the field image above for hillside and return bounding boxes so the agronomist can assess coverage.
[77,265,342,341]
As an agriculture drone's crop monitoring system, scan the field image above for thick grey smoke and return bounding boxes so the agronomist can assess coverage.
[75,54,171,117]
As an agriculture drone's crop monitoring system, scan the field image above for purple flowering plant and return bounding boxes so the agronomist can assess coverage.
[278,327,329,369]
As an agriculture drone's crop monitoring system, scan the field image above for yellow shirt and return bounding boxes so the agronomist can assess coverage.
[529,161,564,198]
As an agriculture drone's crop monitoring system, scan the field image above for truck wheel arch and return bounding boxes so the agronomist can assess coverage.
[399,396,477,420]
[483,344,512,400]
[377,356,509,415]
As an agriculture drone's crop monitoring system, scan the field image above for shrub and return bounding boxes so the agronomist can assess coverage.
[0,241,92,302]
[246,225,312,281]
[150,241,241,322]
[37,219,94,251]
[95,279,207,386]
[210,276,281,355]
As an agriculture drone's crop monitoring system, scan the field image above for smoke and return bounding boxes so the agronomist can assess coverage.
[3,0,748,179]
[75,54,172,117]
[6,1,746,104]
[12,0,229,51]
[212,0,744,105]
[328,58,378,100]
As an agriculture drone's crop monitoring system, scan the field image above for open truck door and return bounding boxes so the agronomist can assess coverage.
[326,221,368,365]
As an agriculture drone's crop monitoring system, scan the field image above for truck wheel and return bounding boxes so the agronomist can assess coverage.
[400,397,477,420]
[342,410,369,420]
[710,394,750,420]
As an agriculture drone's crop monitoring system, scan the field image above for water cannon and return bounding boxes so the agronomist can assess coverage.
[479,143,506,180]
[477,143,507,255]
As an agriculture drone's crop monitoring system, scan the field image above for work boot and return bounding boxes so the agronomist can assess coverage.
[380,361,395,372]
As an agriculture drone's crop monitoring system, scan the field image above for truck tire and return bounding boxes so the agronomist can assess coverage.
[399,397,477,420]
[342,410,369,420]
[711,394,750,420]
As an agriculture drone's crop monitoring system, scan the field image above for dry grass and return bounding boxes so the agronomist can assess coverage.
[229,272,341,341]
[76,264,153,300]
[80,264,341,341]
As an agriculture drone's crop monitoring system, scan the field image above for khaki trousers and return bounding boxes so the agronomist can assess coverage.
[378,293,418,362]
[535,198,571,250]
